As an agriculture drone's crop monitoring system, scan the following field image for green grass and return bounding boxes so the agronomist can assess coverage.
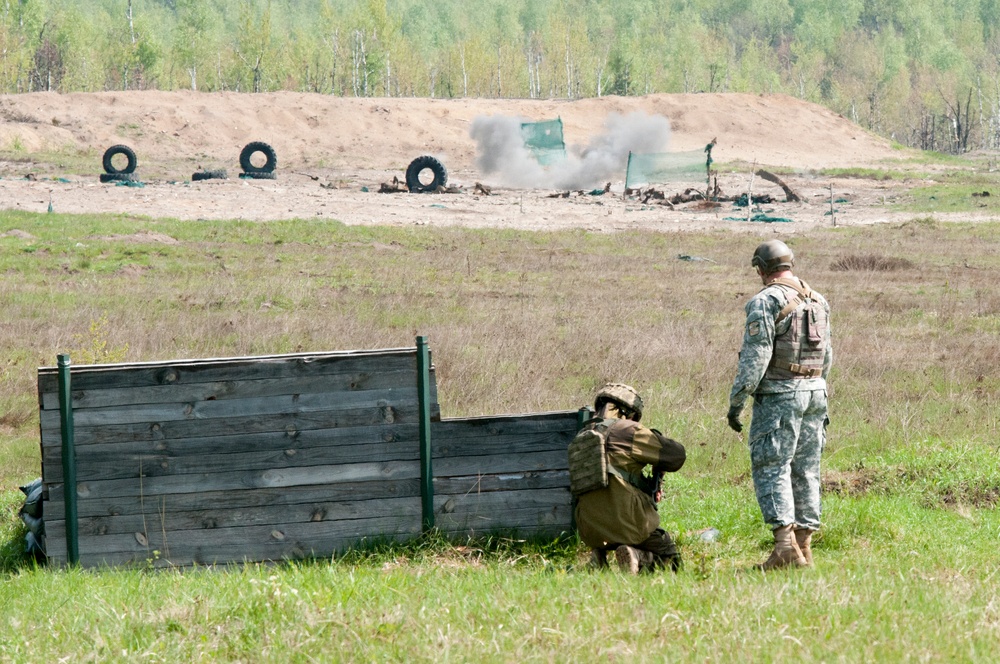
[2,212,1000,660]
[901,173,1000,213]
[817,166,916,181]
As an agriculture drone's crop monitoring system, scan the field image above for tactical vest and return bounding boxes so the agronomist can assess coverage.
[568,418,655,497]
[763,277,829,380]
[568,418,609,496]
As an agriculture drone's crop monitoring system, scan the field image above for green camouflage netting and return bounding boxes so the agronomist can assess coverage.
[625,150,708,188]
[521,118,566,166]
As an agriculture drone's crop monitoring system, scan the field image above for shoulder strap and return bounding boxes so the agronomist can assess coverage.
[765,278,813,324]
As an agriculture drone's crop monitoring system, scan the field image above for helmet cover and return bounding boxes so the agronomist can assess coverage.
[594,383,644,421]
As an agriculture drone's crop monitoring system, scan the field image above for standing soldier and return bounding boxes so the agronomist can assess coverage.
[727,240,832,570]
[570,383,686,574]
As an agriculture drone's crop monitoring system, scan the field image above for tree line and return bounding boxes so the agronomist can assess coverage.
[4,0,1000,154]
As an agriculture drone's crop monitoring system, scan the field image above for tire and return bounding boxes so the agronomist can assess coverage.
[100,172,137,183]
[405,155,447,193]
[239,171,276,180]
[239,141,277,174]
[102,144,137,174]
[192,169,228,181]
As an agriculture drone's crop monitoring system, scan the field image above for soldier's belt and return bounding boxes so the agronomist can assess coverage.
[774,361,822,377]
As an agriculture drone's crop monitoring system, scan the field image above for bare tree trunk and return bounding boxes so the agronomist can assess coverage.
[127,0,136,44]
[564,35,572,99]
[352,29,364,96]
[461,47,468,97]
[526,50,534,99]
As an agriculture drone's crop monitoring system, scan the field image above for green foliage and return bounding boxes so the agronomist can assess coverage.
[0,0,1000,151]
[68,313,130,365]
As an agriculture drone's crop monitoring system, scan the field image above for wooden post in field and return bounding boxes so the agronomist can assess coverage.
[829,184,836,226]
[416,336,434,531]
[57,354,79,565]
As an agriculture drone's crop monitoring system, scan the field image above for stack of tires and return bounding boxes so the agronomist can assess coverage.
[18,478,45,560]
[100,145,138,183]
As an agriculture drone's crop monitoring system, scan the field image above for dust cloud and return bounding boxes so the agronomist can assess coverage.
[469,111,672,190]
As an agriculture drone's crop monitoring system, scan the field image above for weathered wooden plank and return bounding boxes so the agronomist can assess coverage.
[47,460,421,501]
[47,496,420,538]
[39,369,421,411]
[47,515,423,568]
[432,411,580,440]
[48,531,420,569]
[435,488,572,533]
[48,478,422,519]
[432,430,574,460]
[37,349,420,393]
[438,523,570,540]
[435,488,569,514]
[436,507,572,535]
[39,387,419,429]
[433,470,569,494]
[43,424,420,473]
[433,450,568,477]
[40,403,421,447]
[45,433,421,483]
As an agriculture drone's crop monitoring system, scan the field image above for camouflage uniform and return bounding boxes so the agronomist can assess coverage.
[729,278,832,530]
[574,418,686,569]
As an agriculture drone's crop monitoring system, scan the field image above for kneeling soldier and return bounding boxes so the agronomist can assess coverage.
[570,383,687,573]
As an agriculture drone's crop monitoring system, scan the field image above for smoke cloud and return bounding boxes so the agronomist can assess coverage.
[470,111,672,190]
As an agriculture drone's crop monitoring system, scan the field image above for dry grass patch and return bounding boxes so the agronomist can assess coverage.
[830,254,915,272]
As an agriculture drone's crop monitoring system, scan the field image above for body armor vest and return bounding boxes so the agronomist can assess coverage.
[763,278,829,380]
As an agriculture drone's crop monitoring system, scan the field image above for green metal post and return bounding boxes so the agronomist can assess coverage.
[57,354,79,565]
[416,336,434,531]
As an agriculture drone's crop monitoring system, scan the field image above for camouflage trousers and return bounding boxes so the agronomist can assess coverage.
[748,389,828,530]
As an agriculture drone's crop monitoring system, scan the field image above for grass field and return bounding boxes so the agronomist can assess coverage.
[2,209,999,661]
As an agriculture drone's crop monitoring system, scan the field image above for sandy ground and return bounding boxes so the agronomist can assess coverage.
[0,90,977,233]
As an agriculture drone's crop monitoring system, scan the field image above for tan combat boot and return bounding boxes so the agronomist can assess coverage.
[759,524,807,571]
[794,528,814,567]
[615,545,641,575]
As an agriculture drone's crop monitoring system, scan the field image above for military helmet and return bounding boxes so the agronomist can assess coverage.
[594,383,644,421]
[751,240,794,274]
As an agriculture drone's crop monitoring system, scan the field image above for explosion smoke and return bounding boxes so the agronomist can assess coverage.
[470,111,672,190]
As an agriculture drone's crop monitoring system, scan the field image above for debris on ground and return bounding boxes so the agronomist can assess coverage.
[734,193,775,207]
[378,176,407,193]
[677,254,717,263]
[756,169,801,202]
[670,188,709,204]
[972,190,991,197]
[474,182,492,196]
[547,190,571,198]
[724,213,793,223]
[434,184,464,194]
[587,182,612,196]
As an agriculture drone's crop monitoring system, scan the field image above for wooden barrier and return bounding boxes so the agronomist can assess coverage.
[37,344,581,568]
[432,412,578,537]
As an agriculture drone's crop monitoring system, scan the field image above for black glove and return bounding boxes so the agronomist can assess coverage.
[726,405,743,433]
